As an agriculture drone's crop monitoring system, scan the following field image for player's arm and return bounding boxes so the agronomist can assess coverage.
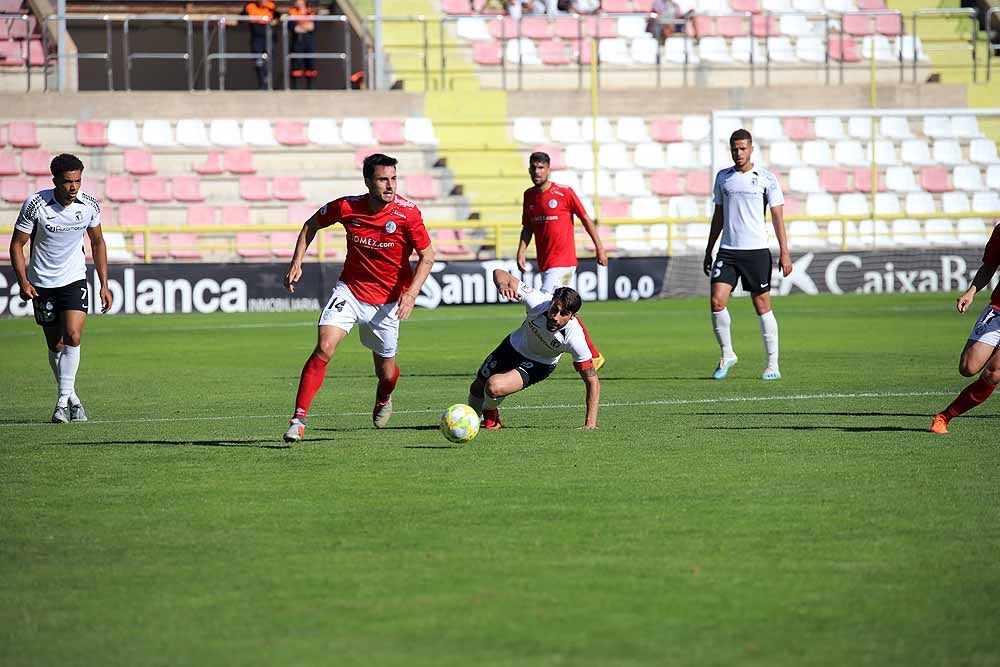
[516,224,533,274]
[285,210,332,292]
[492,268,522,302]
[703,205,723,276]
[577,365,600,429]
[770,204,792,277]
[398,243,436,320]
[578,210,608,267]
[86,225,113,313]
[9,229,36,300]
[957,260,1000,314]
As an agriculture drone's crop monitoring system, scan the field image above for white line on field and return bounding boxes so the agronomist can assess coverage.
[0,390,954,427]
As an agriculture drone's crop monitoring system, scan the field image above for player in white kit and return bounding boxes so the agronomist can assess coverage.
[465,269,600,430]
[8,154,113,423]
[703,129,792,381]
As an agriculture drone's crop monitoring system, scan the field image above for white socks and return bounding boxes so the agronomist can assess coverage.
[712,308,735,360]
[57,345,81,407]
[467,392,485,417]
[758,310,779,369]
[483,393,505,411]
[50,348,80,406]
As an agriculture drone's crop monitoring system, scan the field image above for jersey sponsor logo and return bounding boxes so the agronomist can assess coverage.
[350,234,395,249]
[44,223,88,233]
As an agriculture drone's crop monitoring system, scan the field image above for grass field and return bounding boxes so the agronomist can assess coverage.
[1,292,998,666]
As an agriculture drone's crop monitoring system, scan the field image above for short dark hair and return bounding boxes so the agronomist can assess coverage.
[50,153,84,177]
[528,151,551,166]
[362,153,398,180]
[729,129,753,146]
[551,286,582,315]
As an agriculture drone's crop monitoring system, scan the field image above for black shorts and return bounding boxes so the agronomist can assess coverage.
[478,336,557,389]
[32,279,89,326]
[710,248,773,293]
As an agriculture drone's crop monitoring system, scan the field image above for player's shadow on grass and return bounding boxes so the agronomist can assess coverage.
[701,425,929,433]
[65,439,302,449]
[311,424,441,433]
[689,411,998,420]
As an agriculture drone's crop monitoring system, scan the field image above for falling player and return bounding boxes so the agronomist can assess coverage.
[282,153,435,443]
[703,129,792,380]
[930,220,1000,434]
[8,153,113,423]
[466,268,600,431]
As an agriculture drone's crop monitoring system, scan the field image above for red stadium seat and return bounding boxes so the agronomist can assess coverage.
[601,0,632,11]
[8,121,39,148]
[404,174,438,200]
[372,120,405,145]
[432,228,467,255]
[488,17,518,39]
[856,0,886,7]
[123,149,156,175]
[650,119,682,143]
[221,204,251,226]
[20,149,50,176]
[599,199,631,219]
[76,121,108,147]
[521,18,552,40]
[852,168,886,192]
[0,177,30,203]
[172,176,205,203]
[0,41,24,66]
[633,0,653,9]
[117,204,149,227]
[286,203,316,224]
[920,167,950,193]
[105,175,137,203]
[34,175,53,193]
[240,175,271,201]
[0,150,18,176]
[820,168,851,194]
[473,41,502,66]
[829,37,861,62]
[842,14,874,37]
[441,0,474,14]
[651,170,683,196]
[84,177,104,201]
[138,176,170,202]
[875,13,902,36]
[685,171,712,196]
[223,148,256,174]
[270,231,312,259]
[27,40,44,66]
[538,39,571,65]
[752,14,779,37]
[186,205,217,226]
[167,233,203,259]
[274,120,309,146]
[236,232,272,258]
[273,176,306,201]
[354,147,380,169]
[192,151,224,175]
[717,15,749,38]
[730,0,761,12]
[692,16,718,38]
[783,117,814,141]
[533,145,565,170]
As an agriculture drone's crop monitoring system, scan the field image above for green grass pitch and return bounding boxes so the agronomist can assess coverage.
[1,292,998,666]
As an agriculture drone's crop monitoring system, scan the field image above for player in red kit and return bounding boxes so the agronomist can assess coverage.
[930,221,1000,434]
[281,153,435,443]
[516,151,607,371]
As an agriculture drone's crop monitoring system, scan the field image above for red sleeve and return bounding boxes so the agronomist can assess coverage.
[406,208,431,250]
[573,359,595,372]
[983,225,1000,265]
[314,198,344,228]
[566,187,587,220]
[521,190,530,227]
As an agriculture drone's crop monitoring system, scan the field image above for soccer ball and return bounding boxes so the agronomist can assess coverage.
[439,403,480,444]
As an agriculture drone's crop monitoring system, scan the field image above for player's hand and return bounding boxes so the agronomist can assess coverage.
[595,246,609,266]
[284,263,302,293]
[498,281,519,301]
[779,251,793,278]
[18,281,37,301]
[516,251,528,274]
[99,286,113,313]
[396,293,417,320]
[702,252,713,277]
[957,289,976,313]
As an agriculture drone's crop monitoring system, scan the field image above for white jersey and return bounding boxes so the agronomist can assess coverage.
[712,165,784,250]
[14,189,101,288]
[508,284,592,366]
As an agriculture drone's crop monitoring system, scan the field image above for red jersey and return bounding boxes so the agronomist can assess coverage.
[522,182,587,272]
[983,223,1000,308]
[315,194,431,304]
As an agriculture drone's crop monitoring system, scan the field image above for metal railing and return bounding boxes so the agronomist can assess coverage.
[912,8,978,83]
[40,13,113,91]
[279,14,351,91]
[987,7,999,82]
[123,14,195,90]
[1,13,42,91]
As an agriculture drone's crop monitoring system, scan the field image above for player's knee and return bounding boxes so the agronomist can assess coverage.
[63,331,82,347]
[484,376,506,399]
[981,366,1000,385]
[469,378,484,397]
[958,360,978,377]
[710,297,727,312]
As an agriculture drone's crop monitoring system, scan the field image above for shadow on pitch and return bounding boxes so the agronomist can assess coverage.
[64,438,301,449]
[311,424,440,433]
[699,425,930,434]
[687,411,998,420]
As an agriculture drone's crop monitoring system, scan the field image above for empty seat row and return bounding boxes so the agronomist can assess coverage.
[763,139,999,167]
[802,191,1000,216]
[787,165,1000,193]
[445,0,887,15]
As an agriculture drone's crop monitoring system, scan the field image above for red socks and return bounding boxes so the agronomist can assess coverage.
[293,353,328,420]
[576,316,600,358]
[376,364,400,403]
[943,376,998,420]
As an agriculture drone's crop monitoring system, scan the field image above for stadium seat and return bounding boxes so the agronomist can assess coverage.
[172,177,204,203]
[751,117,784,143]
[932,140,964,167]
[953,165,985,192]
[176,119,211,146]
[861,35,895,62]
[957,218,987,244]
[224,148,257,174]
[513,118,546,144]
[273,176,306,201]
[668,195,701,219]
[890,219,924,246]
[222,204,252,226]
[274,120,310,146]
[76,121,108,147]
[730,37,764,63]
[801,140,835,167]
[895,35,928,62]
[341,118,376,146]
[105,119,140,148]
[829,37,862,62]
[34,175,54,193]
[580,170,614,197]
[628,196,660,220]
[681,222,708,250]
[580,117,616,144]
[123,149,156,176]
[141,120,175,147]
[843,13,873,37]
[768,141,801,168]
[987,165,1000,190]
[856,0,886,8]
[550,117,583,145]
[441,0,473,13]
[922,116,953,140]
[826,220,860,248]
[405,118,438,146]
[473,40,502,66]
[615,117,650,145]
[972,192,1000,213]
[192,151,224,175]
[853,167,886,192]
[678,116,709,143]
[787,220,823,249]
[820,168,850,193]
[0,151,17,176]
[599,143,632,170]
[236,232,272,259]
[614,170,649,197]
[242,118,277,146]
[599,199,631,219]
[904,192,935,215]
[951,116,982,139]
[117,204,149,227]
[240,176,271,202]
[599,38,632,65]
[138,176,170,203]
[566,144,595,170]
[663,37,699,64]
[789,167,821,193]
[873,192,901,215]
[685,170,712,196]
[105,175,137,203]
[635,143,668,169]
[0,177,30,203]
[805,192,836,217]
[305,119,342,145]
[630,36,660,65]
[372,119,405,145]
[534,145,565,169]
[20,150,50,176]
[649,119,682,143]
[665,142,699,169]
[614,223,647,252]
[969,139,999,165]
[765,37,796,63]
[102,232,133,262]
[186,205,217,226]
[856,219,891,246]
[919,167,950,193]
[456,17,491,41]
[209,119,244,147]
[795,37,826,63]
[834,140,867,167]
[924,218,958,246]
[900,139,933,166]
[505,38,541,65]
[784,117,815,141]
[404,174,437,200]
[886,167,919,193]
[698,37,731,63]
[847,115,872,139]
[868,140,899,165]
[879,116,912,139]
[838,193,869,216]
[168,233,203,260]
[942,192,970,215]
[551,170,580,191]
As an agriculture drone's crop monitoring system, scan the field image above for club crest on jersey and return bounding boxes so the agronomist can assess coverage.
[75,211,83,221]
[548,199,557,209]
[751,178,758,187]
[385,220,397,234]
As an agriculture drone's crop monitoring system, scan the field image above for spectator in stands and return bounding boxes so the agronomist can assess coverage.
[646,0,695,46]
[288,0,317,89]
[243,0,279,89]
[569,0,600,14]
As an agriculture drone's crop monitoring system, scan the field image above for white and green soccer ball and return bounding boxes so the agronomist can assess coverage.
[439,403,480,444]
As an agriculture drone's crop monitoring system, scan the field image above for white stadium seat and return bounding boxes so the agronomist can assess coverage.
[789,167,821,193]
[631,196,663,220]
[665,142,700,169]
[838,193,870,216]
[969,139,1000,165]
[731,37,765,64]
[879,116,913,140]
[600,143,633,170]
[405,118,439,145]
[751,117,784,143]
[780,15,813,37]
[634,142,668,169]
[599,38,633,65]
[108,119,141,147]
[957,218,988,244]
[551,169,580,191]
[648,223,669,252]
[456,17,491,41]
[768,141,801,168]
[685,222,710,249]
[858,219,892,246]
[952,116,982,139]
[176,119,211,146]
[714,117,743,144]
[925,218,959,246]
[847,115,873,139]
[142,120,175,147]
[505,38,540,65]
[680,116,711,143]
[942,191,970,214]
[209,119,244,146]
[922,116,954,139]
[814,117,845,141]
[862,36,896,62]
[874,192,902,215]
[341,118,376,146]
[631,36,661,65]
[793,0,823,9]
[616,117,651,145]
[953,165,985,192]
[988,165,1000,189]
[550,117,583,144]
[581,117,616,144]
[668,195,701,219]
[762,0,792,10]
[932,140,964,166]
[787,220,823,249]
[896,35,929,62]
[766,37,797,63]
[886,167,920,192]
[242,118,278,146]
[805,193,836,217]
[580,170,614,197]
[565,144,595,170]
[972,191,1000,213]
[834,140,867,167]
[618,15,649,39]
[904,191,935,215]
[801,140,835,167]
[663,37,700,64]
[513,117,547,144]
[615,223,648,252]
[891,219,924,246]
[827,220,860,247]
[900,139,934,166]
[868,140,900,165]
[614,170,650,197]
[307,118,342,145]
[795,37,827,63]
